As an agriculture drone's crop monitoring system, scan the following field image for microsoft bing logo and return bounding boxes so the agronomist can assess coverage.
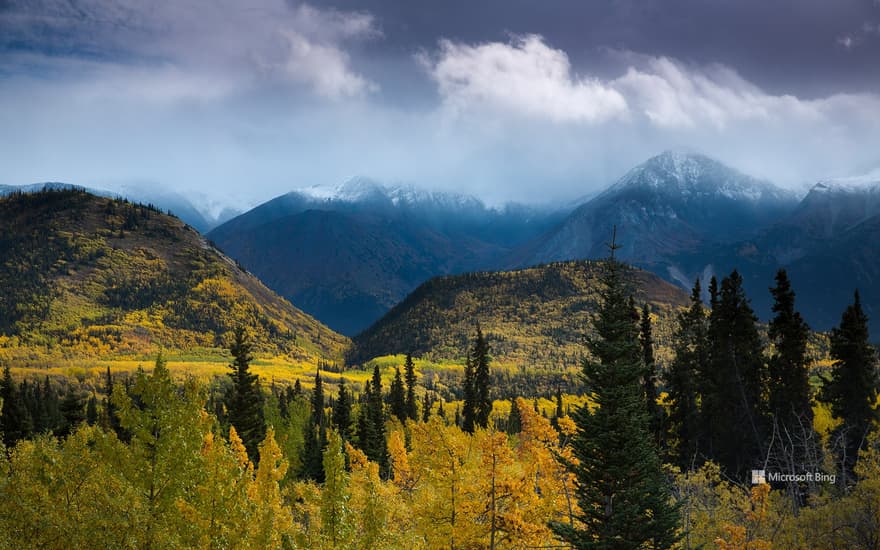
[751,470,766,485]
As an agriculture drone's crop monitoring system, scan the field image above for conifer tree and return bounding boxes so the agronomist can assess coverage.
[821,290,879,479]
[507,397,523,434]
[422,391,432,423]
[1,364,32,446]
[357,367,389,475]
[86,395,98,425]
[702,270,768,480]
[331,377,352,440]
[640,303,664,449]
[226,327,265,462]
[404,353,418,421]
[58,388,86,437]
[666,279,707,469]
[389,367,407,421]
[302,370,326,481]
[462,353,477,433]
[472,326,493,430]
[550,241,680,549]
[104,367,123,438]
[768,269,814,433]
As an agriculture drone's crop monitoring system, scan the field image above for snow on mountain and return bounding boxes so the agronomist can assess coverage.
[607,150,792,203]
[811,169,880,194]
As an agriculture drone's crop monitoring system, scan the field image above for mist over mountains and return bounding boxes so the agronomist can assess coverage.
[207,178,571,335]
[9,151,880,338]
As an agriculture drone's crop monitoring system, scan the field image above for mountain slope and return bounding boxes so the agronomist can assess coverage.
[659,170,880,334]
[0,189,348,363]
[350,260,691,368]
[208,179,568,335]
[1,182,239,233]
[510,151,798,268]
[750,172,880,264]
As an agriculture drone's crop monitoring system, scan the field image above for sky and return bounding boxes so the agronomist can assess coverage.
[2,0,880,209]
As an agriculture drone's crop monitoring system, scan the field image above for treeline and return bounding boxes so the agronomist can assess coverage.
[662,268,878,493]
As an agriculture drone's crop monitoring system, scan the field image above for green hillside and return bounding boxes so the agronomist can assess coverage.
[351,260,691,368]
[0,189,348,364]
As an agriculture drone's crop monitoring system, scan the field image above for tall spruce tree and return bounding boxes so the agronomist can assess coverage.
[461,353,477,433]
[640,303,664,450]
[0,364,32,447]
[666,279,707,469]
[365,365,389,475]
[421,391,432,423]
[404,353,418,421]
[821,290,879,479]
[472,326,493,430]
[768,269,814,431]
[550,240,680,549]
[702,270,768,480]
[104,366,123,438]
[332,377,352,441]
[302,370,327,481]
[389,367,407,421]
[225,327,266,462]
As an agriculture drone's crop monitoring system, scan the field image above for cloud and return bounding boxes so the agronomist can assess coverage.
[0,0,379,100]
[423,35,880,133]
[419,34,628,123]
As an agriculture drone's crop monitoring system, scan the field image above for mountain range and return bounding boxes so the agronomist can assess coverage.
[207,151,880,337]
[11,151,880,340]
[207,179,570,335]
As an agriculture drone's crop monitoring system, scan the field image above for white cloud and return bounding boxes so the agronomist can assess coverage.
[0,0,379,100]
[419,34,628,123]
[423,35,880,134]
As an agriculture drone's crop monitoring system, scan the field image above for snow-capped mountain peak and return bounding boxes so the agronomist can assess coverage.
[811,169,880,194]
[609,150,790,203]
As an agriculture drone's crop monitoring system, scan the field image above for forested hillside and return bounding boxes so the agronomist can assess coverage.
[0,190,348,364]
[352,260,691,366]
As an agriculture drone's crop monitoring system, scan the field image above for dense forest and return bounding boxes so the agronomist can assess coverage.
[1,239,879,547]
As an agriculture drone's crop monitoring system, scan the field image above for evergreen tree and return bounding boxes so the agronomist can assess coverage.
[640,303,664,450]
[86,395,98,425]
[472,326,493,430]
[821,291,879,479]
[104,366,123,439]
[768,269,812,425]
[367,365,389,476]
[389,367,407,421]
[58,390,86,437]
[404,353,418,421]
[666,279,707,469]
[0,365,32,446]
[331,377,352,440]
[225,327,266,462]
[702,270,768,480]
[461,353,477,433]
[302,370,327,481]
[507,397,522,434]
[550,243,680,549]
[422,391,432,423]
[32,378,53,433]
